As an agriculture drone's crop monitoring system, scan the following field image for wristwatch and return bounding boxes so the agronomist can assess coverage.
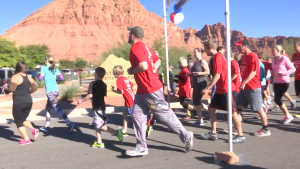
[129,68,133,75]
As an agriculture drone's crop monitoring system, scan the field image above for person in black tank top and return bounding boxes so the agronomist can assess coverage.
[189,48,210,126]
[5,61,38,145]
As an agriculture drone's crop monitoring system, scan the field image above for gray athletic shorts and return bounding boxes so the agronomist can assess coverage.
[123,106,133,116]
[93,110,109,129]
[236,88,262,111]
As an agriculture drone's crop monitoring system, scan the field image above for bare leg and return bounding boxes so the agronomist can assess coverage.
[18,127,29,140]
[237,105,243,122]
[232,112,243,136]
[208,107,217,133]
[100,125,117,135]
[123,113,129,133]
[280,103,291,117]
[284,92,293,102]
[23,120,34,130]
[257,108,268,126]
[94,125,102,144]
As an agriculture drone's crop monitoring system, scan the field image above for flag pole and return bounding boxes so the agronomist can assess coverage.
[163,0,171,107]
[225,0,233,152]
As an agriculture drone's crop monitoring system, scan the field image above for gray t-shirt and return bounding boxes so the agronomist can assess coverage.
[191,60,207,88]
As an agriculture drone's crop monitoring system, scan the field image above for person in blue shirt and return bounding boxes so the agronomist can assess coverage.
[38,56,75,133]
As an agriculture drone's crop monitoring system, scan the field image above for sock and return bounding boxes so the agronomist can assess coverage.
[262,125,268,131]
[45,121,50,127]
[65,118,71,124]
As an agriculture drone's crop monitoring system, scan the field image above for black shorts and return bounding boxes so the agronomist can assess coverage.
[192,81,207,106]
[261,85,267,91]
[13,103,33,128]
[295,80,300,97]
[209,91,237,112]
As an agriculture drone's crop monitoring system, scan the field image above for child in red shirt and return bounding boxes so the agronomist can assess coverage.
[111,65,136,136]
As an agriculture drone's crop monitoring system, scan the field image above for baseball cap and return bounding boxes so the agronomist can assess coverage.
[234,38,249,46]
[127,26,144,38]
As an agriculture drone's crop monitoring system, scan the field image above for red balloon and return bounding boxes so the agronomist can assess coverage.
[170,12,176,23]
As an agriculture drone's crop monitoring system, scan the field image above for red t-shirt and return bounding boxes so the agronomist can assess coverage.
[177,67,190,97]
[213,53,235,94]
[231,59,241,93]
[239,52,261,90]
[116,76,135,107]
[129,41,163,94]
[261,59,272,84]
[284,53,290,59]
[292,53,300,80]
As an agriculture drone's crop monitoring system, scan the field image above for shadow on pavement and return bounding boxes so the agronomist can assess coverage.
[0,125,22,142]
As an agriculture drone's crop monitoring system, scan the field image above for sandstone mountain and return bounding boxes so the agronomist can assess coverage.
[1,0,298,61]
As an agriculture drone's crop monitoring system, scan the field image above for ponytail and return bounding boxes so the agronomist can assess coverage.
[46,56,56,71]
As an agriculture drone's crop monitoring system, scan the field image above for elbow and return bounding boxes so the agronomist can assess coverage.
[142,64,148,71]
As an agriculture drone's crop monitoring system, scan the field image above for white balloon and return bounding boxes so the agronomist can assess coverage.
[174,13,184,24]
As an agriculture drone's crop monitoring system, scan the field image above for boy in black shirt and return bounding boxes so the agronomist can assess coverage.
[77,67,123,148]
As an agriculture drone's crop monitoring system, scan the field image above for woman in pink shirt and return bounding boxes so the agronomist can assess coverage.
[272,45,296,124]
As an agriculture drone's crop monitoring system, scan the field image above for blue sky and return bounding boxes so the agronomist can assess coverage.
[0,0,299,38]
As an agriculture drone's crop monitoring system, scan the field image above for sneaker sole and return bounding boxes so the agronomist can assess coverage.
[254,133,271,137]
[69,123,75,134]
[233,140,246,144]
[126,152,148,156]
[19,142,31,145]
[92,146,105,149]
[186,132,193,152]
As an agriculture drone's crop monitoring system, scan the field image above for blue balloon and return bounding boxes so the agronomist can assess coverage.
[174,4,182,13]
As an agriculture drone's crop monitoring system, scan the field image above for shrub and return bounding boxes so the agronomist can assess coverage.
[35,79,45,88]
[80,73,90,79]
[60,83,81,100]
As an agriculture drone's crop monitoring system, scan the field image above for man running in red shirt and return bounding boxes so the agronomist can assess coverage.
[125,26,194,156]
[235,38,271,137]
[293,41,300,118]
[200,40,245,144]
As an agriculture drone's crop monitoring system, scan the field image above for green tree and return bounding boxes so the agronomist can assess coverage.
[75,58,87,68]
[101,36,131,61]
[19,44,50,69]
[59,59,75,69]
[280,38,300,60]
[0,37,25,68]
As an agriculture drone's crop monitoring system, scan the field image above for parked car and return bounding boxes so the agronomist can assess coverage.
[26,70,38,80]
[61,69,72,75]
[73,68,84,74]
[0,69,14,87]
[73,70,80,76]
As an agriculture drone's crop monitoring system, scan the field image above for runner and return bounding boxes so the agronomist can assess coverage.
[125,26,193,156]
[169,66,177,95]
[200,40,245,143]
[5,61,39,145]
[189,47,209,126]
[271,45,295,124]
[234,38,271,137]
[292,41,300,118]
[38,56,75,133]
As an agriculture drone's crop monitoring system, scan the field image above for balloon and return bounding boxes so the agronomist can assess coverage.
[173,4,182,13]
[174,13,184,24]
[170,12,176,23]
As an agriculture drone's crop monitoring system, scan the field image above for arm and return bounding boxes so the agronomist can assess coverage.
[191,60,210,76]
[78,94,92,104]
[57,74,64,81]
[5,75,18,93]
[232,74,238,81]
[282,58,296,76]
[28,76,37,93]
[110,86,123,94]
[128,61,148,75]
[201,73,220,95]
[39,73,44,81]
[153,59,161,71]
[175,75,185,82]
[240,71,256,90]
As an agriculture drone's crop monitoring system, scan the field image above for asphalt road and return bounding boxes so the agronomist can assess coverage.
[1,83,300,169]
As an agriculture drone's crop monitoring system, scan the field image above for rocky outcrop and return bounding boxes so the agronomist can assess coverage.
[1,0,298,62]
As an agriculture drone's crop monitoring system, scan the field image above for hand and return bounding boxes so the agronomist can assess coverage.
[201,88,208,95]
[77,99,83,105]
[110,86,115,91]
[192,72,198,76]
[240,83,246,90]
[127,67,133,75]
[277,72,283,76]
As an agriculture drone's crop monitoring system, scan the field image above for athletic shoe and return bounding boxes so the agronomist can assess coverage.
[183,114,192,119]
[295,114,300,118]
[223,126,238,135]
[270,106,280,111]
[291,100,297,110]
[116,128,123,143]
[192,120,205,126]
[91,141,105,148]
[267,100,272,106]
[232,135,246,144]
[39,126,49,133]
[185,132,193,152]
[32,128,39,141]
[19,139,31,145]
[146,126,152,137]
[199,132,218,140]
[254,129,271,137]
[126,147,148,156]
[68,122,75,133]
[280,115,294,124]
[123,132,128,137]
